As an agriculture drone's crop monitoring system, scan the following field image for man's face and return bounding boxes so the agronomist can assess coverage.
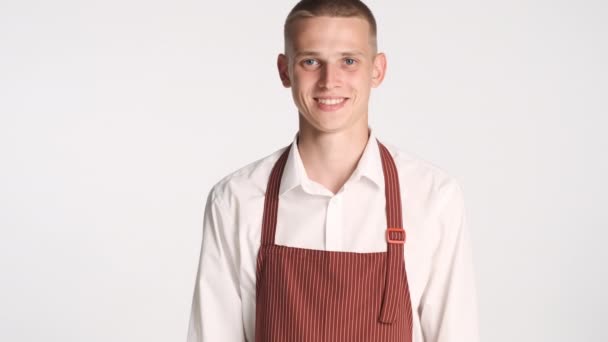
[278,16,386,134]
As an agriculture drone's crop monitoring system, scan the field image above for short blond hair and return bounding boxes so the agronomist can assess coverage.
[283,0,378,53]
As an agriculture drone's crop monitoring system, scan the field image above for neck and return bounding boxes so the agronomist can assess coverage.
[296,119,370,194]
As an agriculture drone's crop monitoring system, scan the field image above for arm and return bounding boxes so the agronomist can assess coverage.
[187,189,245,342]
[419,180,480,342]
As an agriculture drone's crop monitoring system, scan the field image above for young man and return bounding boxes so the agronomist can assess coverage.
[187,1,479,341]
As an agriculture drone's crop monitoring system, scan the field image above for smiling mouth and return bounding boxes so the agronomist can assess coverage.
[313,97,349,112]
[314,97,348,105]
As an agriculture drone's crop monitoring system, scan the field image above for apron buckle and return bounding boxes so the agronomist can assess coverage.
[386,228,406,244]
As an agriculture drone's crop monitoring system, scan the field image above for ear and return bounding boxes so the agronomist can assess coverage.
[277,53,291,88]
[371,52,387,88]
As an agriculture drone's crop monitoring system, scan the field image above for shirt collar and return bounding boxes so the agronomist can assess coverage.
[279,127,384,196]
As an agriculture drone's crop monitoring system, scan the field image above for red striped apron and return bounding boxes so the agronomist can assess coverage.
[255,140,413,342]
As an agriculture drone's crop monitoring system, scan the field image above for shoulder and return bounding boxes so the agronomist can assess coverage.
[207,145,288,209]
[381,140,465,216]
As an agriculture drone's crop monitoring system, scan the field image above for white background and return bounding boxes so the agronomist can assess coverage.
[1,0,607,341]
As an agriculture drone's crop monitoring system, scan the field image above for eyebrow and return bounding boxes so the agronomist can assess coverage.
[294,50,367,58]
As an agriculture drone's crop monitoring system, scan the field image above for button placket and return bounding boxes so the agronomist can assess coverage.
[325,194,343,251]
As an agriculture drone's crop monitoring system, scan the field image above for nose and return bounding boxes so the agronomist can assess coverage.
[318,63,341,89]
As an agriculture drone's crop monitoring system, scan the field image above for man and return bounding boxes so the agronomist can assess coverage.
[187,0,479,341]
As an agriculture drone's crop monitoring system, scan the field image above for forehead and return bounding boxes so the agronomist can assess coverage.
[288,16,373,54]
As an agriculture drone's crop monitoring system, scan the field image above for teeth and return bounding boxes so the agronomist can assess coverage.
[317,98,345,105]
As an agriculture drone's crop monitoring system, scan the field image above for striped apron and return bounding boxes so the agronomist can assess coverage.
[255,140,413,342]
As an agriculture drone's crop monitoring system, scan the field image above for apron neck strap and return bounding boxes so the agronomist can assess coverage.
[260,145,290,246]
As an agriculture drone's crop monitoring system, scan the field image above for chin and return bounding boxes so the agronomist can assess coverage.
[299,107,361,134]
[309,118,356,134]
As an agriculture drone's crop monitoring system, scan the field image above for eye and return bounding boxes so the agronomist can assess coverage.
[303,59,319,66]
[344,58,357,65]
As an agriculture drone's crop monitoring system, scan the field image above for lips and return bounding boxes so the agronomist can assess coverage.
[314,97,349,111]
[315,97,346,105]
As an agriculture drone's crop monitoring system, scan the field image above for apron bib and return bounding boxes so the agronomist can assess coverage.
[255,140,413,342]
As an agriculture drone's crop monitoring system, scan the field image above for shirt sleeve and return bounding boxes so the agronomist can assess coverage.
[187,189,246,342]
[419,180,480,342]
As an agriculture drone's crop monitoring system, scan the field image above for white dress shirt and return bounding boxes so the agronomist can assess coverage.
[187,129,479,342]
